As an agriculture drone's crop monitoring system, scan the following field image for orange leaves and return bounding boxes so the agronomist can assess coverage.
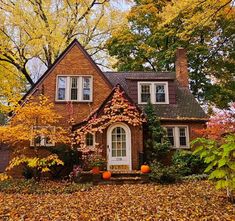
[75,86,146,151]
[0,181,234,220]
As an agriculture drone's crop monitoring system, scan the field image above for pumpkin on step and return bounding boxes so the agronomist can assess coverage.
[102,171,111,180]
[141,165,150,173]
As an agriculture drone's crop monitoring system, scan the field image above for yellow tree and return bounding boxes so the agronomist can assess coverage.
[0,95,71,180]
[159,0,235,39]
[0,0,129,86]
[0,61,26,115]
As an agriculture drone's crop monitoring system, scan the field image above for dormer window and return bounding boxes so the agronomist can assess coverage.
[138,82,169,104]
[56,76,93,102]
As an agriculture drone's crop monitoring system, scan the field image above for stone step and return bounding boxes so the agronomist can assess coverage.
[93,172,150,185]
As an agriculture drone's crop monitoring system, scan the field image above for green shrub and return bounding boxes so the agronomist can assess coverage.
[172,150,206,176]
[46,144,80,179]
[149,161,180,184]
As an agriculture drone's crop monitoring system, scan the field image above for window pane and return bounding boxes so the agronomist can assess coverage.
[58,77,67,100]
[117,150,121,157]
[82,77,91,101]
[179,128,187,146]
[70,77,78,100]
[167,128,174,146]
[85,133,94,146]
[112,149,116,157]
[141,84,151,102]
[155,85,165,102]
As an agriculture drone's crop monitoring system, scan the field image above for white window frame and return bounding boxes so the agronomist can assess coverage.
[138,81,169,104]
[164,125,190,149]
[85,133,95,148]
[30,126,55,147]
[56,75,93,102]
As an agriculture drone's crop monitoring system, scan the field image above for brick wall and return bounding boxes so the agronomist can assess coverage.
[32,44,112,126]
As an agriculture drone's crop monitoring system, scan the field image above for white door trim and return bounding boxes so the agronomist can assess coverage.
[107,122,132,171]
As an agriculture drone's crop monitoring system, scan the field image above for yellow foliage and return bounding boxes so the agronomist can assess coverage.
[0,173,11,181]
[0,95,70,145]
[159,0,235,38]
[6,154,64,173]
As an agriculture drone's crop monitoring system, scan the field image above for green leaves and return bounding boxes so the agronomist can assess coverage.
[192,134,235,201]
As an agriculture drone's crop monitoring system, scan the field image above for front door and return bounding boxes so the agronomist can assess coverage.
[107,123,132,171]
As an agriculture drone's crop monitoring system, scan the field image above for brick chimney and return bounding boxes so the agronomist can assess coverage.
[175,48,189,88]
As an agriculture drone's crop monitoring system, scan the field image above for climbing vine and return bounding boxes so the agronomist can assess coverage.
[74,86,146,152]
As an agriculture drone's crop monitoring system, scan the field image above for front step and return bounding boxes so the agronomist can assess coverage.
[93,171,149,185]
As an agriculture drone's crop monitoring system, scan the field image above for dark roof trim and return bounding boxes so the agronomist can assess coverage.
[125,77,175,80]
[160,118,208,122]
[21,39,112,102]
[72,84,144,131]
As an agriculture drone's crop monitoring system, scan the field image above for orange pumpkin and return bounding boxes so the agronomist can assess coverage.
[141,165,150,173]
[102,171,111,180]
[91,167,100,174]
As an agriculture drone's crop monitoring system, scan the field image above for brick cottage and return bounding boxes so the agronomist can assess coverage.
[0,39,207,172]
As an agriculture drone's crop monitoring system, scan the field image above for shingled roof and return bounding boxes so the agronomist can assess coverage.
[104,71,208,121]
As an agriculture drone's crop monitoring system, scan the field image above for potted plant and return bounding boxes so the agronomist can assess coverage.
[90,155,106,174]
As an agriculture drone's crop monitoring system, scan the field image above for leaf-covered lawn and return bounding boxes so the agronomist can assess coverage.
[1,181,234,220]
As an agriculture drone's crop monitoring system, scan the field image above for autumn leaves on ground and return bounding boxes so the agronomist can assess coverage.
[0,181,234,221]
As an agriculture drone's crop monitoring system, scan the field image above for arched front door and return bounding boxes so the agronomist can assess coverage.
[107,123,132,171]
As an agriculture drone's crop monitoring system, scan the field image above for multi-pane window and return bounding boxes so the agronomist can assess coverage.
[179,127,187,146]
[31,126,55,147]
[155,84,165,102]
[167,127,175,146]
[111,127,126,157]
[165,126,189,148]
[70,77,78,100]
[140,84,151,103]
[56,76,92,102]
[138,82,168,104]
[85,133,94,147]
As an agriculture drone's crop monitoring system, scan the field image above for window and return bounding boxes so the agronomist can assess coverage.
[155,84,165,103]
[179,127,187,146]
[85,133,94,147]
[57,77,67,100]
[82,77,91,101]
[56,76,93,102]
[165,126,189,149]
[111,127,126,157]
[70,77,78,100]
[140,84,151,103]
[138,82,169,104]
[30,126,55,147]
[166,127,175,146]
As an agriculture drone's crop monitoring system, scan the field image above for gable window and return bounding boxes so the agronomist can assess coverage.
[138,82,169,104]
[30,126,55,147]
[85,133,95,147]
[70,77,78,100]
[58,77,67,100]
[165,126,189,149]
[56,76,93,102]
[82,77,91,101]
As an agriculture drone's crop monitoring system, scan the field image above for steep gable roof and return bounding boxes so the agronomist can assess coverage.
[21,39,112,102]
